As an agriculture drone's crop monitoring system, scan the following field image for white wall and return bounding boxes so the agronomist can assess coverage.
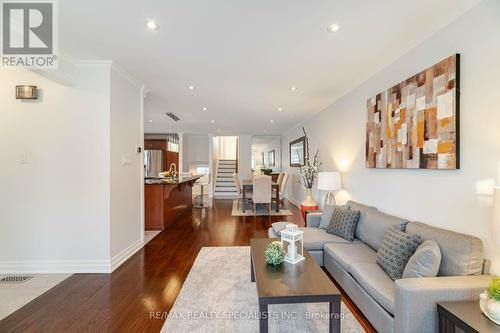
[219,136,238,160]
[182,134,209,171]
[109,67,144,265]
[238,135,252,180]
[0,66,111,271]
[0,63,144,273]
[252,136,282,172]
[282,0,500,272]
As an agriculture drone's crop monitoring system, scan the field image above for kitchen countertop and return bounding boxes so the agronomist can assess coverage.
[144,175,202,185]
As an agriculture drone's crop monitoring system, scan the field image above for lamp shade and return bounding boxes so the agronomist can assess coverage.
[493,187,500,245]
[317,172,341,191]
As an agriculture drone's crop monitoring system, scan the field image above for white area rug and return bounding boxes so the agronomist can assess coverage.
[231,200,293,217]
[163,247,364,332]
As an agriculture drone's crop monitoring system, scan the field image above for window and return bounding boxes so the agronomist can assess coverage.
[196,166,209,174]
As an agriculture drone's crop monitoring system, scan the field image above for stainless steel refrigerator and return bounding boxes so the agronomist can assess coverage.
[144,150,164,178]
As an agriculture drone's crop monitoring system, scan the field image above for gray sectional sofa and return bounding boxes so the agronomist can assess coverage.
[268,200,492,333]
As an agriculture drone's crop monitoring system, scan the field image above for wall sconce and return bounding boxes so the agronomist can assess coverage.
[16,85,38,100]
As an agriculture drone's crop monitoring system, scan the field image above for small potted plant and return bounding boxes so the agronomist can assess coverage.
[264,241,285,266]
[260,168,273,175]
[480,277,500,325]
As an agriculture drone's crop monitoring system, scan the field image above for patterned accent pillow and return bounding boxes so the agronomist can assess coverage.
[319,204,350,229]
[377,225,421,280]
[326,209,360,242]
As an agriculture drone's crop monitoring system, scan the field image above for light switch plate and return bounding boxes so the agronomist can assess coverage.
[121,155,132,165]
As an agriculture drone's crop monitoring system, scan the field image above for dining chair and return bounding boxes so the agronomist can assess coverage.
[252,175,272,214]
[276,173,284,188]
[278,173,289,207]
[233,173,251,210]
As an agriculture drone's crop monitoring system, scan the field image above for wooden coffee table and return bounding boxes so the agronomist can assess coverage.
[437,301,500,333]
[250,238,341,333]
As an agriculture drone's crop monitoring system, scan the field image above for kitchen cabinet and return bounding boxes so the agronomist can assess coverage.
[144,139,167,150]
[164,151,179,171]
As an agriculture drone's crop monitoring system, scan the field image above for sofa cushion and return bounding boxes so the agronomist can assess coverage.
[326,209,360,242]
[302,227,360,251]
[349,263,395,315]
[271,222,289,237]
[377,225,421,280]
[319,204,349,229]
[403,240,442,278]
[406,222,484,276]
[324,242,377,272]
[360,209,409,251]
[268,227,278,238]
[347,201,378,240]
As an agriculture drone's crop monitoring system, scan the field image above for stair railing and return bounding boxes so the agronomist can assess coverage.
[235,137,239,174]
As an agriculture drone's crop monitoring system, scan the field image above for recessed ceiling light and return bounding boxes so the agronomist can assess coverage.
[146,20,159,31]
[277,107,283,112]
[327,23,341,33]
[270,119,274,124]
[202,107,208,111]
[290,86,297,91]
[210,120,215,124]
[188,85,195,90]
[148,119,153,123]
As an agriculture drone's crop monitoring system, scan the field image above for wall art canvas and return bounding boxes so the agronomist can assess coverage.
[366,54,460,169]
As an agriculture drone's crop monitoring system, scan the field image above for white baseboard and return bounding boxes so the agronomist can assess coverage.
[110,239,143,272]
[0,239,144,274]
[0,259,112,274]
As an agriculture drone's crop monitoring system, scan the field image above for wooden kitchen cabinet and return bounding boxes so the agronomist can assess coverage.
[144,139,167,150]
[164,151,179,171]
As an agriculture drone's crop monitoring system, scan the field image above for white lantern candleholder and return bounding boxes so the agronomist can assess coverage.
[280,223,305,264]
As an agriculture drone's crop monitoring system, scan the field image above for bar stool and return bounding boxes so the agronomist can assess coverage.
[194,173,211,208]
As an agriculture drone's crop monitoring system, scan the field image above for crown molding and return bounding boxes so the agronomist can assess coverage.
[110,62,144,89]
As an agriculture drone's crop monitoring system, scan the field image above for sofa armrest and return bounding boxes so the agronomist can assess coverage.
[394,275,492,333]
[305,211,322,228]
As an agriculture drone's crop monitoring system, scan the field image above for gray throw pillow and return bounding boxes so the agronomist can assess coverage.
[271,222,289,237]
[319,204,349,229]
[326,209,360,242]
[403,240,442,278]
[377,225,421,280]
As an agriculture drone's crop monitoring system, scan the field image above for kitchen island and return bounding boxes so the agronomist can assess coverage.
[144,176,201,230]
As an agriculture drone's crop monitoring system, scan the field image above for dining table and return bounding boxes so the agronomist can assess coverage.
[241,179,280,213]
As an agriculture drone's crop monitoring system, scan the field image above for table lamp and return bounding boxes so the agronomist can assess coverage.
[317,171,341,206]
[494,185,500,245]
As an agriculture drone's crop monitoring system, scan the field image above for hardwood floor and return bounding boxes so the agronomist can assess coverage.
[0,199,375,333]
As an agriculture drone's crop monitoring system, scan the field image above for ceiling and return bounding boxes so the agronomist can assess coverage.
[59,0,481,135]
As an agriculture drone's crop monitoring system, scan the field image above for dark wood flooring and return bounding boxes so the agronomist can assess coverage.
[0,199,375,333]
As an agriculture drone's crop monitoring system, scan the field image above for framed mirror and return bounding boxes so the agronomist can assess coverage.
[268,150,275,167]
[289,137,305,167]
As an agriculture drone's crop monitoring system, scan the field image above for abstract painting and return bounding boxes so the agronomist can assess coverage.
[366,54,460,169]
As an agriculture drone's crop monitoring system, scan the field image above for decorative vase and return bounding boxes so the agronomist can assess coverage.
[480,291,500,325]
[300,188,318,221]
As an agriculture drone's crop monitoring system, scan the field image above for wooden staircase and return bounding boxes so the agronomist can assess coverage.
[214,160,238,198]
